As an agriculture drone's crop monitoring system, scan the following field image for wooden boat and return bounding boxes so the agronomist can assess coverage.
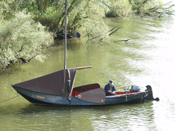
[12,67,156,106]
[11,0,158,106]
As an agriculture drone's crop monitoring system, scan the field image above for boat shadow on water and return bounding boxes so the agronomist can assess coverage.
[18,99,158,116]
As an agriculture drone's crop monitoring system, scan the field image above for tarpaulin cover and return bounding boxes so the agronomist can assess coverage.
[13,68,77,96]
[77,88,106,103]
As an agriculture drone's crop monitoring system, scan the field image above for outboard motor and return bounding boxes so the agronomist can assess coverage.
[130,85,140,92]
[144,85,159,101]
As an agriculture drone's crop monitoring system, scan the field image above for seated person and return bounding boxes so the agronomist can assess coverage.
[104,80,117,96]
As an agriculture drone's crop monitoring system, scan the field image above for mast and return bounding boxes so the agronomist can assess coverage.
[63,0,68,97]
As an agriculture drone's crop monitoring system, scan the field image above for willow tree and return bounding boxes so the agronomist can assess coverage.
[129,0,175,17]
[101,0,132,17]
[33,0,110,41]
[0,11,54,70]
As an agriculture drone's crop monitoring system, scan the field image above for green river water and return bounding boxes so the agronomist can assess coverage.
[0,17,175,131]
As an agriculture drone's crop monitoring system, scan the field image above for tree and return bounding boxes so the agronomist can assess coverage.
[129,0,175,16]
[36,0,48,13]
[0,10,54,70]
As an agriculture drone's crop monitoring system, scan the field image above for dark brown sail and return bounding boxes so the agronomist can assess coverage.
[13,68,77,96]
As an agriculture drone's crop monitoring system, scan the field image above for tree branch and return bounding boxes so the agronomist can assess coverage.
[109,27,122,36]
[100,1,118,17]
[108,25,120,32]
[55,0,77,33]
[113,37,139,43]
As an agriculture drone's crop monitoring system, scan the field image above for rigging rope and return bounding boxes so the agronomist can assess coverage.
[0,94,19,104]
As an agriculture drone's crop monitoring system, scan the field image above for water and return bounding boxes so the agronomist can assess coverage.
[1,16,175,131]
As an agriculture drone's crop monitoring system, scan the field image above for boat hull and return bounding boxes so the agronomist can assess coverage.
[12,86,147,106]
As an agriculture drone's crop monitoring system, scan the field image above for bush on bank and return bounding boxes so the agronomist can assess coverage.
[0,10,54,70]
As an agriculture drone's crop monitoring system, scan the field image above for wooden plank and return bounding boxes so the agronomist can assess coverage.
[76,66,92,70]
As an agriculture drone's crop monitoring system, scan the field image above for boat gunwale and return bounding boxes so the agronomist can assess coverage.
[106,91,147,98]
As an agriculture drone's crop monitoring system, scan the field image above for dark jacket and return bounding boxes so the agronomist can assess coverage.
[104,83,117,95]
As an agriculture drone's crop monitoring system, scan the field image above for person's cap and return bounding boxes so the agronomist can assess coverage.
[109,80,113,84]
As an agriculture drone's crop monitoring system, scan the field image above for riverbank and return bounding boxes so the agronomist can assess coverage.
[0,0,174,73]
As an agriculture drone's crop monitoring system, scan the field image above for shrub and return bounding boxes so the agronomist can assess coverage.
[102,0,132,17]
[0,10,54,69]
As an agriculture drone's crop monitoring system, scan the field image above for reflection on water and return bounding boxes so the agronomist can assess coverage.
[0,103,155,131]
[91,103,156,131]
[1,17,175,131]
[14,105,95,131]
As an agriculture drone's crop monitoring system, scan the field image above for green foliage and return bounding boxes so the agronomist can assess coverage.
[77,0,109,40]
[0,1,11,20]
[33,6,60,31]
[139,0,163,16]
[0,10,54,69]
[32,0,109,40]
[103,0,132,17]
[101,0,174,17]
[130,0,157,14]
[130,0,174,17]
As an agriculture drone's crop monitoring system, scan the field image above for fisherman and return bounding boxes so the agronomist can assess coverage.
[104,80,117,96]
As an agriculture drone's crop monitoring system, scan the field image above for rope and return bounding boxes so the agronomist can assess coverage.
[0,94,19,104]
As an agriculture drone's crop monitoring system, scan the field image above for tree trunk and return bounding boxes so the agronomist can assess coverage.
[43,0,48,12]
[36,0,43,13]
[55,0,77,32]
